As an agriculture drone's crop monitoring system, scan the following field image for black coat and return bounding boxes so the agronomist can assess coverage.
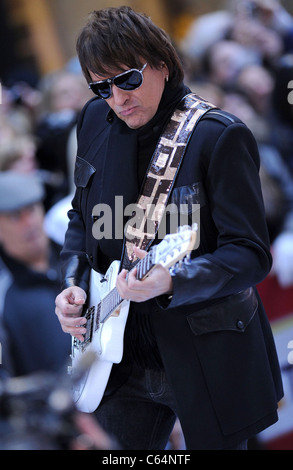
[61,88,283,449]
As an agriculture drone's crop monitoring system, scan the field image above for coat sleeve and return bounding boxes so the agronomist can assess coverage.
[59,98,109,292]
[60,189,91,292]
[59,101,94,292]
[166,121,272,308]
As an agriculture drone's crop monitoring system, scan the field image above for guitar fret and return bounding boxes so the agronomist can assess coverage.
[95,248,156,329]
[138,259,143,279]
[149,252,153,270]
[143,255,148,277]
[98,287,123,325]
[145,251,152,274]
[138,251,152,280]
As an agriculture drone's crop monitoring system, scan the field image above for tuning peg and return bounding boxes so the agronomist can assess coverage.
[170,261,182,276]
[177,260,183,269]
[169,265,176,276]
[178,225,190,232]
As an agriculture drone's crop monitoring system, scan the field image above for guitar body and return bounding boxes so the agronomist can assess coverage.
[69,226,197,414]
[71,261,130,413]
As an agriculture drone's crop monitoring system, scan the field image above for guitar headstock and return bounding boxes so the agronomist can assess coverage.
[153,224,198,270]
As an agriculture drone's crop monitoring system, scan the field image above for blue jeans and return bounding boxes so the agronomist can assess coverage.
[94,365,247,450]
[95,366,177,450]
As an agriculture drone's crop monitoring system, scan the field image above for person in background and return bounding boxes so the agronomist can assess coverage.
[0,133,37,173]
[35,71,92,210]
[0,171,70,377]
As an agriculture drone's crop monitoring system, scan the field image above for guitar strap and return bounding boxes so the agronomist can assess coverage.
[121,93,216,270]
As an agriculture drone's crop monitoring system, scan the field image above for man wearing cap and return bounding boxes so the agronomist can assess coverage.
[0,171,70,377]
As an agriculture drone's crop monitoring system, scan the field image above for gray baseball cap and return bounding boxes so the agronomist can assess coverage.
[0,171,44,213]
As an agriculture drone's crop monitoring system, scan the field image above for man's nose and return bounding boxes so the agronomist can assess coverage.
[19,207,38,227]
[111,85,129,105]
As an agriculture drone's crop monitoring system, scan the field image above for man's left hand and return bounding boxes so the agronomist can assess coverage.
[116,246,173,302]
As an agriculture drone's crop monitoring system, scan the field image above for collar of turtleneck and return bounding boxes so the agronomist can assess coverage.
[106,81,191,188]
[137,81,190,140]
[136,82,191,187]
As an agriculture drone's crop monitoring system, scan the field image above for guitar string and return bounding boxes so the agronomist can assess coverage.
[95,251,154,329]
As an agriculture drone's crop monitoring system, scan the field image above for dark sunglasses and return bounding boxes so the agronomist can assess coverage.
[88,63,148,99]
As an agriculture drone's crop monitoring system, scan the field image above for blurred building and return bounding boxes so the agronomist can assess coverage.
[1,0,293,84]
[0,0,235,84]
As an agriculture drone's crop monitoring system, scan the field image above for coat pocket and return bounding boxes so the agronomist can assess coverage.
[164,182,206,248]
[169,181,206,215]
[187,287,258,335]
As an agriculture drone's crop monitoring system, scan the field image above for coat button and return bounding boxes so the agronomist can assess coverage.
[236,320,245,330]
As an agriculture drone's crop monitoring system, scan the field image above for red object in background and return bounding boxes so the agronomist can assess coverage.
[258,275,293,322]
[257,274,293,450]
[266,431,293,451]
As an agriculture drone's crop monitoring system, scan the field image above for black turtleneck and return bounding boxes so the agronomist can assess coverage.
[136,82,190,190]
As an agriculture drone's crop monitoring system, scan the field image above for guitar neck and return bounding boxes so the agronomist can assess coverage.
[98,249,155,324]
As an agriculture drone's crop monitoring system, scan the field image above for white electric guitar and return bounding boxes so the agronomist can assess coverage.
[69,225,197,413]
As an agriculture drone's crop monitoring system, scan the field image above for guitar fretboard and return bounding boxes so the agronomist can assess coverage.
[95,248,155,329]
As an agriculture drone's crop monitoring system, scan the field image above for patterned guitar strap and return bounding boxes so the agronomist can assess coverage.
[121,93,216,271]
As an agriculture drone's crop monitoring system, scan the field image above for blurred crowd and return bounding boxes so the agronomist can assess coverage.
[181,0,293,289]
[0,0,292,449]
[0,59,92,377]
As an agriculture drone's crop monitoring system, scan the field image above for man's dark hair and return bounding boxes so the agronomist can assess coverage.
[76,5,184,87]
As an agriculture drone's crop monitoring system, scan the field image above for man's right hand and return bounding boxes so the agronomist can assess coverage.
[55,286,87,341]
